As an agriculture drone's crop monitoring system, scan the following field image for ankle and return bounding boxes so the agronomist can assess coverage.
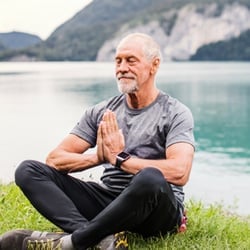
[61,234,74,250]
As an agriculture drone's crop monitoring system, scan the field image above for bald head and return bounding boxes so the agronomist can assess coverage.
[117,33,162,62]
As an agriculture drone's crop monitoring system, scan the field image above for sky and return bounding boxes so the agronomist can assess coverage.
[0,0,92,40]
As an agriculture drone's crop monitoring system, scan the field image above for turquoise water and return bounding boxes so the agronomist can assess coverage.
[0,62,249,215]
[156,63,250,173]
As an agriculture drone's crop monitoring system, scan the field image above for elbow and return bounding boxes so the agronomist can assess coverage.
[45,150,56,167]
[177,173,190,186]
[175,164,192,186]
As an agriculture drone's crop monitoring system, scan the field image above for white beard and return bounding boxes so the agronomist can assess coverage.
[117,79,139,94]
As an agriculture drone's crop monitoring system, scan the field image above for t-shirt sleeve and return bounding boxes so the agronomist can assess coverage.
[70,106,99,147]
[69,96,124,147]
[166,104,195,149]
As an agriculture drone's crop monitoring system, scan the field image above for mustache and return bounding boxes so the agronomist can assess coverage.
[117,73,135,80]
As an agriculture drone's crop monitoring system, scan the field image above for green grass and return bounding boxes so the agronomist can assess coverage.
[1,183,250,249]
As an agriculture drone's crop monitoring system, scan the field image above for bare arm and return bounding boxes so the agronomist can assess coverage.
[46,134,101,173]
[121,142,194,186]
[100,110,194,186]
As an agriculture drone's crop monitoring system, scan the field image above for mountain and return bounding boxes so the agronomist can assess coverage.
[38,0,162,61]
[191,29,250,61]
[0,32,42,50]
[0,41,6,51]
[0,0,250,61]
[96,1,250,61]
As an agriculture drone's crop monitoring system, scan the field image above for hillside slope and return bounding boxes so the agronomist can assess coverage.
[0,32,42,50]
[96,2,250,61]
[0,0,249,61]
[191,29,250,60]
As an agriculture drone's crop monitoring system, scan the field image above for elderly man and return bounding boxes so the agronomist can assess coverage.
[0,33,195,250]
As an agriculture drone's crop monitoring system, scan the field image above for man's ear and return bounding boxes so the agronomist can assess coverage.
[150,58,160,75]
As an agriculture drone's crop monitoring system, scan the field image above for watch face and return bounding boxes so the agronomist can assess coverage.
[118,152,130,159]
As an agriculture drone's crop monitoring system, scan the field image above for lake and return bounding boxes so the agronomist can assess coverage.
[0,61,249,215]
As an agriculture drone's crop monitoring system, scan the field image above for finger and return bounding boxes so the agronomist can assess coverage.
[119,129,125,146]
[107,110,119,132]
[101,111,110,134]
[102,109,118,133]
[100,120,108,138]
[97,123,102,142]
[102,110,109,122]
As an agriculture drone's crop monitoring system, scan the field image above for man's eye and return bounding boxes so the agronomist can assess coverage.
[128,59,136,63]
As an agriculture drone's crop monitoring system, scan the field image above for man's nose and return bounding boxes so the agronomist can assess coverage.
[117,61,129,72]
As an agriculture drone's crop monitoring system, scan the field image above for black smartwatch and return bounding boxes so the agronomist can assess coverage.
[115,151,131,169]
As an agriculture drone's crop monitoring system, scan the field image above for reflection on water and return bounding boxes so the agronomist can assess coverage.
[62,79,120,106]
[157,67,250,174]
[0,62,250,215]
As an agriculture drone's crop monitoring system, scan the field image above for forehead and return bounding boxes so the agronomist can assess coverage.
[115,39,145,58]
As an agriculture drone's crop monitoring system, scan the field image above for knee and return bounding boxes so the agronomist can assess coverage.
[15,160,38,187]
[132,167,166,194]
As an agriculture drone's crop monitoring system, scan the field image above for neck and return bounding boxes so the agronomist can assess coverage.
[126,87,160,109]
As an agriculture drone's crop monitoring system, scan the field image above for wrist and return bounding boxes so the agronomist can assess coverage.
[94,153,105,165]
[115,151,131,169]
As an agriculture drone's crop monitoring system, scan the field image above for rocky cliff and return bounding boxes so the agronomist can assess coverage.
[97,3,250,61]
[0,0,249,61]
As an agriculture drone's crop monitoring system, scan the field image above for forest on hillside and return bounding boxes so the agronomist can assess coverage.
[0,0,249,61]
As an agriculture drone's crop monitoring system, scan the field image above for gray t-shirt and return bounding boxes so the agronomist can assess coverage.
[71,91,195,205]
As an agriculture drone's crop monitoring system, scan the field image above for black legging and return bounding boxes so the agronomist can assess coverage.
[15,160,182,250]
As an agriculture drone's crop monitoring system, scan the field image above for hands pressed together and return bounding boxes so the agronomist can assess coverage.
[97,109,125,166]
[46,108,193,186]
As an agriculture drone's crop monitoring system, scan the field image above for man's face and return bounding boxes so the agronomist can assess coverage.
[115,40,152,94]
